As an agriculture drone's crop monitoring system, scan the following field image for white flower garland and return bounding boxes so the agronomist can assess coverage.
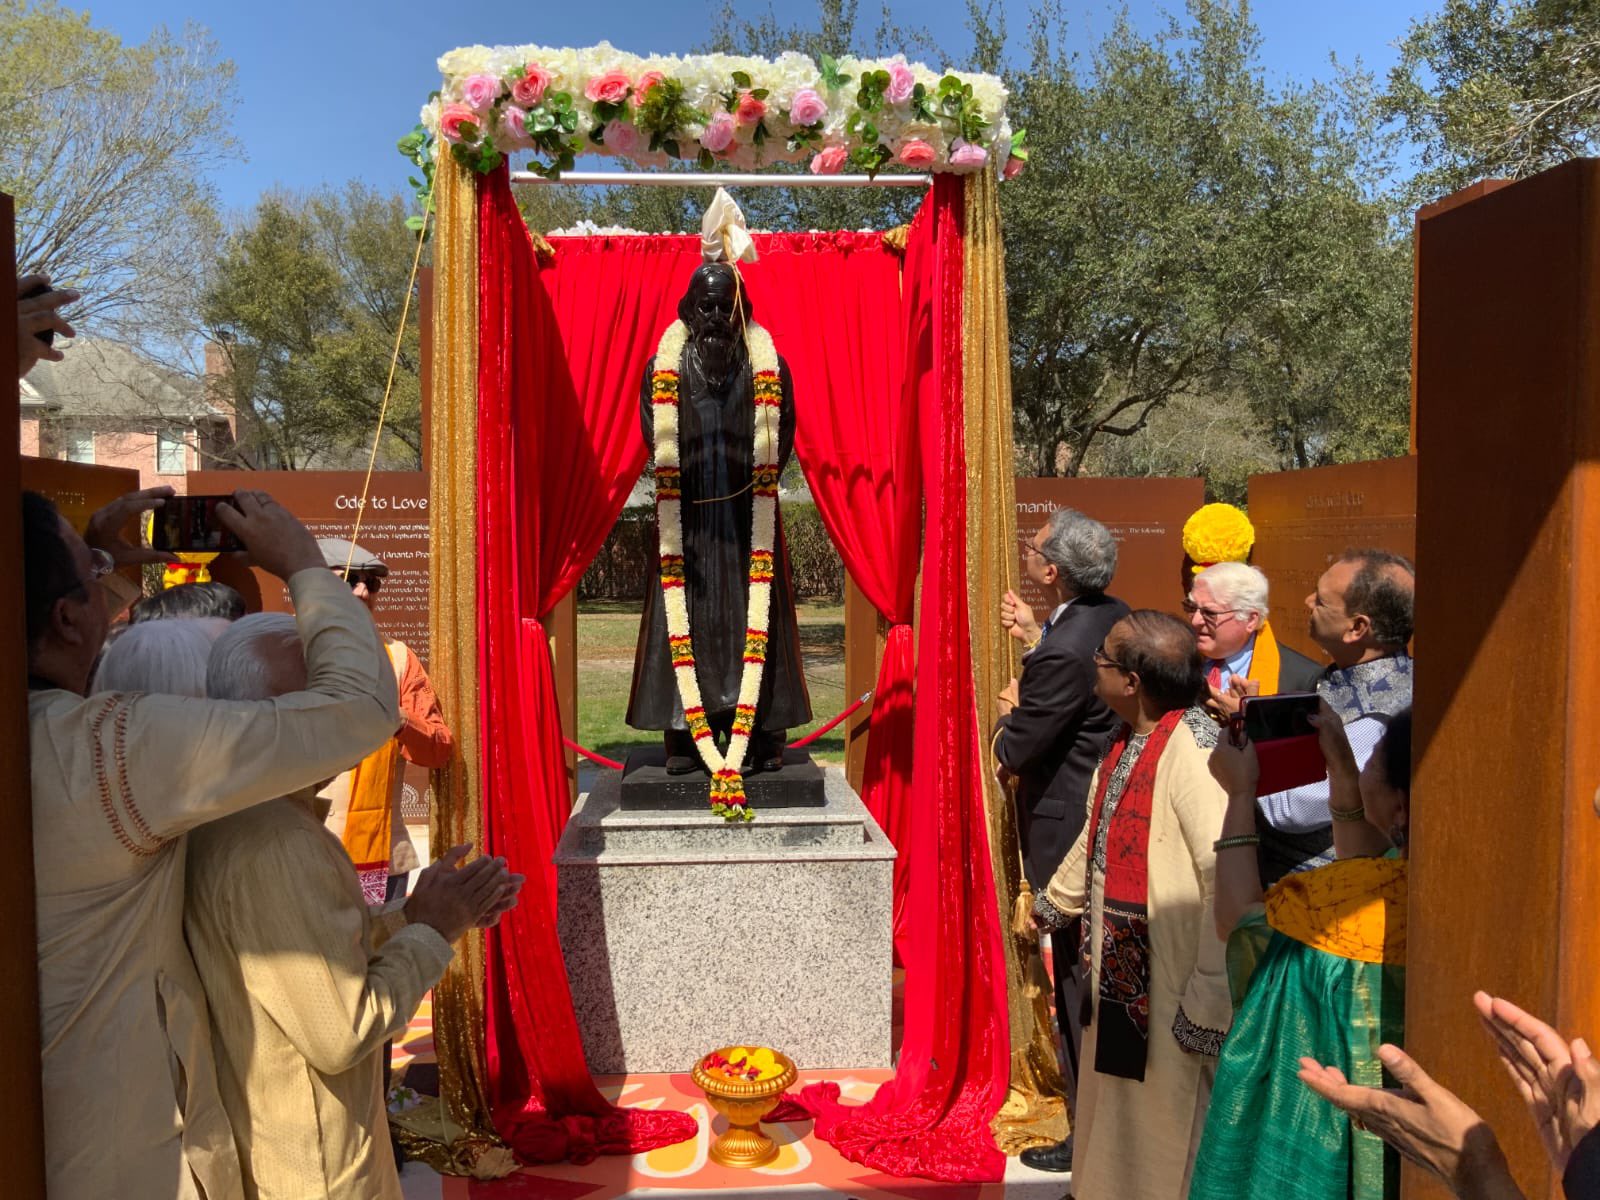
[423,43,1023,178]
[651,319,782,821]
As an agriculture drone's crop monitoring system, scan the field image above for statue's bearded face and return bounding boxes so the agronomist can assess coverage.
[683,266,744,388]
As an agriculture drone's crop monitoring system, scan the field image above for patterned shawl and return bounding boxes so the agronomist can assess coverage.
[1079,707,1185,1082]
[1318,653,1412,723]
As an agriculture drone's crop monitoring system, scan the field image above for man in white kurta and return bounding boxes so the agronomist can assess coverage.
[185,613,516,1200]
[1036,611,1232,1200]
[23,488,401,1199]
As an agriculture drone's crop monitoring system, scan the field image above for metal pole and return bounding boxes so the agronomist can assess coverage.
[510,169,932,189]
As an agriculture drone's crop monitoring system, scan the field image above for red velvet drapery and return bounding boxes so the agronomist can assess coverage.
[474,175,1004,1175]
[475,165,694,1163]
[799,175,1011,1182]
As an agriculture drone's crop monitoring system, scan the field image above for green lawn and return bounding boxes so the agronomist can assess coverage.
[575,597,847,767]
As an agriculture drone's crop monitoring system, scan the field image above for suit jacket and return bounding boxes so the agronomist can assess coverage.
[996,591,1131,887]
[1275,639,1325,693]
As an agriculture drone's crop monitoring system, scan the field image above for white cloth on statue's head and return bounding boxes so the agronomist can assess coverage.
[700,187,757,265]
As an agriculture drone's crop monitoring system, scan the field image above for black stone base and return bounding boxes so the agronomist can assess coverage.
[618,745,827,810]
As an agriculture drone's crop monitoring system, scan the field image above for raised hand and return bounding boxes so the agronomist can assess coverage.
[16,274,78,376]
[1299,1047,1523,1200]
[214,490,326,581]
[1477,991,1600,1172]
[85,486,179,567]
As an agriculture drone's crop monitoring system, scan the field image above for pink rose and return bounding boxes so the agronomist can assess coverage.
[460,73,501,111]
[634,70,666,106]
[950,140,988,168]
[585,71,632,106]
[897,138,936,168]
[886,61,916,105]
[1003,154,1026,181]
[439,103,481,144]
[736,91,767,124]
[604,120,640,155]
[498,106,531,147]
[700,111,736,153]
[809,145,848,175]
[511,65,551,108]
[788,88,827,127]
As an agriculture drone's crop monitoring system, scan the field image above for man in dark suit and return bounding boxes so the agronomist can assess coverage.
[995,508,1128,1170]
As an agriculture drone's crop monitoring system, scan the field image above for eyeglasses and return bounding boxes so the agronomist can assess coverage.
[1181,599,1241,626]
[1019,542,1046,560]
[1093,643,1128,672]
[342,570,381,594]
[50,547,115,607]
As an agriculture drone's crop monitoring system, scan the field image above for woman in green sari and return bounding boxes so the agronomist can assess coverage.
[1187,704,1411,1200]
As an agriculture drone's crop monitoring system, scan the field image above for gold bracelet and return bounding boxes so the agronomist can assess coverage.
[1330,804,1367,822]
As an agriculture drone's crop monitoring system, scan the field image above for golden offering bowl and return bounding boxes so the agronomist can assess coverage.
[690,1046,799,1169]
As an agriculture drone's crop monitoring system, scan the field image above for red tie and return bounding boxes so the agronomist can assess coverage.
[1207,663,1223,689]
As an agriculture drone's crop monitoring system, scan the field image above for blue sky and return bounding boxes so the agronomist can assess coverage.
[84,0,1431,215]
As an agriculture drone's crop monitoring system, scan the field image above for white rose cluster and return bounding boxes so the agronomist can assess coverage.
[424,42,1023,179]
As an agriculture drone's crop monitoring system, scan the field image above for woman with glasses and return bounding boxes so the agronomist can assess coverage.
[1033,610,1231,1200]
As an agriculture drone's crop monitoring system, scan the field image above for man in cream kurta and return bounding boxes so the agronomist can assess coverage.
[184,789,451,1199]
[1035,612,1232,1200]
[24,488,401,1200]
[183,612,517,1200]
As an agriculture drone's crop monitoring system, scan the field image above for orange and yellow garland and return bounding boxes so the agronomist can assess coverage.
[651,318,782,820]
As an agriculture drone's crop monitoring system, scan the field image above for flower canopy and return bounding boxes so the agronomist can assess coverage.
[415,42,1024,182]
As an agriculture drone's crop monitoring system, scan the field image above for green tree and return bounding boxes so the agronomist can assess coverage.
[1387,0,1600,200]
[203,185,425,469]
[1002,0,1409,475]
[0,0,235,346]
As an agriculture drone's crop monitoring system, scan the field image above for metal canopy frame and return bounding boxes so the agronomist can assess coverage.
[510,169,932,188]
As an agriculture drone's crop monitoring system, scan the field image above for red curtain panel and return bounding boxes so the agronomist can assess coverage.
[475,164,695,1163]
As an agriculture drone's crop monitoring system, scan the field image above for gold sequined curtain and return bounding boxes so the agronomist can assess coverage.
[409,153,515,1178]
[962,170,1070,1152]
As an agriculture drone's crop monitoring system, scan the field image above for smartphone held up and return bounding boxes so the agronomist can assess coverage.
[1229,691,1326,796]
[151,495,244,554]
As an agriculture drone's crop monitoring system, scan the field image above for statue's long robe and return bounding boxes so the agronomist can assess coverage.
[627,347,811,734]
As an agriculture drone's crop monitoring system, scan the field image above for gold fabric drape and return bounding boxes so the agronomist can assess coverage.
[962,170,1070,1152]
[406,153,516,1179]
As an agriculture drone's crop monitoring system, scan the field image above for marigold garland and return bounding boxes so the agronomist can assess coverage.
[1181,502,1256,573]
[652,319,781,821]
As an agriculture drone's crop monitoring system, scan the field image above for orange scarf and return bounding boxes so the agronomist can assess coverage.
[1245,622,1284,694]
[339,642,408,872]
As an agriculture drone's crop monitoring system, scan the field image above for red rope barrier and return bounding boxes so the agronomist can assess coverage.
[561,690,875,770]
[562,738,624,770]
[787,690,874,749]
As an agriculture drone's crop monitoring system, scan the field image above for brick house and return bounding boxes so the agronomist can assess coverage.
[20,339,236,492]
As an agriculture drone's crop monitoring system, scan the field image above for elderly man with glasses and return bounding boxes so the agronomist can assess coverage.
[994,507,1128,1163]
[22,487,403,1200]
[1184,561,1323,717]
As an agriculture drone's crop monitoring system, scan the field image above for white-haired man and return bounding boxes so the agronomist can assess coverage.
[186,613,523,1200]
[23,487,400,1199]
[1184,561,1322,716]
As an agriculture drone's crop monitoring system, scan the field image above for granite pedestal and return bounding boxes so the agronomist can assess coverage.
[554,765,895,1074]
